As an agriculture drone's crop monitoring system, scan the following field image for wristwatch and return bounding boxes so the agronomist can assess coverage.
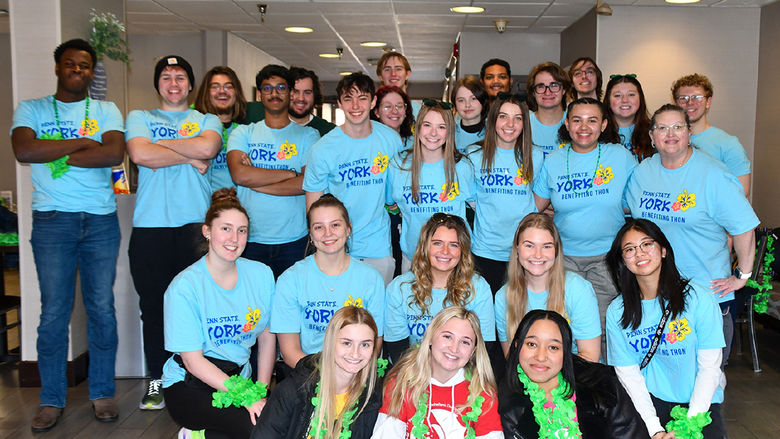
[735,267,753,280]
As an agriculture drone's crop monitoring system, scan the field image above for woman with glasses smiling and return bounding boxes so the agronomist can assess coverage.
[624,104,759,369]
[526,62,571,157]
[605,219,728,439]
[371,85,414,150]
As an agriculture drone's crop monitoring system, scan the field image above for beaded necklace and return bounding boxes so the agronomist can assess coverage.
[409,369,485,439]
[41,95,91,178]
[516,364,582,438]
[564,143,601,196]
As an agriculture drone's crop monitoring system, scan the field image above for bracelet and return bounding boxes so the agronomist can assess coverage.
[211,376,268,409]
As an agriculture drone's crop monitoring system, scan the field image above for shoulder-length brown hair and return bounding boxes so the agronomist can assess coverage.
[194,66,248,123]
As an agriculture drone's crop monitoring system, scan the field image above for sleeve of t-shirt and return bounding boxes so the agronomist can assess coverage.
[606,301,636,367]
[531,146,545,186]
[11,100,36,132]
[302,140,329,192]
[226,124,250,154]
[270,268,301,334]
[532,157,552,199]
[471,276,496,342]
[721,136,751,176]
[706,171,759,236]
[125,110,151,141]
[299,128,321,171]
[257,262,276,331]
[566,274,602,340]
[384,276,410,343]
[201,113,223,137]
[100,101,126,133]
[457,156,477,203]
[690,284,726,351]
[164,274,206,353]
[494,286,508,343]
[364,267,386,337]
[385,159,397,206]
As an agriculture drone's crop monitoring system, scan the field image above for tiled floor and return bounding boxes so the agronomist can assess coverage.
[1,267,779,438]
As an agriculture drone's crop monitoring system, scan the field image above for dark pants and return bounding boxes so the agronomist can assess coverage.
[473,255,508,296]
[129,224,204,378]
[165,381,254,439]
[651,394,728,438]
[242,236,308,279]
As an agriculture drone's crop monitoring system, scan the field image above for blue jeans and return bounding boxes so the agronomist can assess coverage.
[242,236,308,279]
[31,210,120,407]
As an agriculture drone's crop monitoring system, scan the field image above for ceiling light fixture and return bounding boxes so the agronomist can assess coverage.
[665,0,700,3]
[451,6,485,14]
[257,4,266,23]
[493,19,508,33]
[361,41,387,48]
[285,26,313,33]
[595,0,613,15]
[319,53,339,59]
[340,71,352,76]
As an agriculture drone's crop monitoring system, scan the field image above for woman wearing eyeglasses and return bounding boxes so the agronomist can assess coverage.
[450,76,488,152]
[533,98,637,360]
[526,62,571,157]
[371,86,414,150]
[624,104,759,367]
[385,101,476,273]
[605,219,728,439]
[383,214,495,365]
[602,74,654,161]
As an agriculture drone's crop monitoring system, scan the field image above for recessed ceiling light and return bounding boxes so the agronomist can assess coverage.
[451,6,485,14]
[665,0,700,3]
[319,53,340,59]
[340,71,352,76]
[285,26,313,33]
[361,41,387,48]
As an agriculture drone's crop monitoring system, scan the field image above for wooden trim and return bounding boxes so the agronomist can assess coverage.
[18,352,89,387]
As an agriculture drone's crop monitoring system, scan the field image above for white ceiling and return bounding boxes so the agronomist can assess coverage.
[126,0,774,81]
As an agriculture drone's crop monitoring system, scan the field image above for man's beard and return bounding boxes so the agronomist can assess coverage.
[289,105,313,119]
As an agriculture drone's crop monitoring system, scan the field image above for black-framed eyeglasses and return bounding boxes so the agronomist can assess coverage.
[609,73,636,80]
[260,84,289,94]
[675,95,708,105]
[532,82,562,94]
[622,240,656,259]
[422,99,453,110]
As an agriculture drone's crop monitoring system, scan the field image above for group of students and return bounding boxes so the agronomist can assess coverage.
[12,37,757,439]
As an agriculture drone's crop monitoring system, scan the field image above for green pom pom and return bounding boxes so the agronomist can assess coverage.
[211,376,268,409]
[665,405,712,439]
[376,358,388,378]
[45,155,71,179]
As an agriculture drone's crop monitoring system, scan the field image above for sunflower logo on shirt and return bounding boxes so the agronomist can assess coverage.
[178,120,200,137]
[665,318,691,344]
[439,182,460,202]
[671,190,696,212]
[593,165,614,186]
[344,295,364,308]
[241,307,262,333]
[370,152,389,175]
[276,141,298,160]
[514,166,526,186]
[78,118,99,136]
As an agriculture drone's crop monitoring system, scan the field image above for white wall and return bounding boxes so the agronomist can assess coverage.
[226,32,285,102]
[596,6,760,161]
[459,31,560,78]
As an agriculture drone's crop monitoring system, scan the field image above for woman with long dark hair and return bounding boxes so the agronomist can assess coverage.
[605,219,728,439]
[451,75,489,151]
[602,74,654,161]
[498,309,643,438]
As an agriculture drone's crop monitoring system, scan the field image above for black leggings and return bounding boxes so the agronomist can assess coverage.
[651,395,728,439]
[165,381,254,439]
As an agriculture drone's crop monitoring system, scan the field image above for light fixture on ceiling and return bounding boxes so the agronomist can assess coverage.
[336,47,344,59]
[361,41,387,48]
[451,6,485,14]
[595,0,613,16]
[339,71,352,76]
[665,0,701,3]
[319,53,339,59]
[493,19,508,33]
[285,26,313,33]
[257,4,266,23]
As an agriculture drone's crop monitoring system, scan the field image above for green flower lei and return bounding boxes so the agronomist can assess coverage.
[516,364,582,439]
[377,358,389,378]
[211,376,268,408]
[308,382,360,439]
[664,405,711,439]
[409,369,485,439]
[746,234,775,314]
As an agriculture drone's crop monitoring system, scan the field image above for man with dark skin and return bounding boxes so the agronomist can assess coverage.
[480,58,513,97]
[11,38,126,432]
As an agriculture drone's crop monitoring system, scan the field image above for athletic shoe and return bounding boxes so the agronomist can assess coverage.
[139,379,165,410]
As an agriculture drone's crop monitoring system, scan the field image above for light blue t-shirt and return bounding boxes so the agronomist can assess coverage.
[227,121,320,244]
[454,119,485,152]
[270,255,385,355]
[468,144,545,261]
[303,122,402,258]
[606,283,725,404]
[126,109,222,228]
[161,256,274,388]
[208,122,239,192]
[494,272,601,347]
[530,111,565,157]
[384,271,496,344]
[385,154,476,259]
[691,126,751,177]
[11,96,124,214]
[625,149,759,303]
[618,125,634,151]
[534,143,637,257]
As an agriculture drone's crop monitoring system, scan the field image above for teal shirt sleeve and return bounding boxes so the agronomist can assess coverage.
[471,275,496,342]
[125,110,152,141]
[302,140,329,192]
[384,274,411,342]
[364,268,386,337]
[494,285,508,342]
[164,273,206,353]
[690,284,725,350]
[532,156,552,199]
[564,273,602,340]
[605,299,635,367]
[270,267,301,334]
[225,124,250,153]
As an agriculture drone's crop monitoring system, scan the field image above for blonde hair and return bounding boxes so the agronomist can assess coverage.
[504,213,567,341]
[401,104,461,204]
[409,214,476,316]
[384,307,496,418]
[310,306,379,439]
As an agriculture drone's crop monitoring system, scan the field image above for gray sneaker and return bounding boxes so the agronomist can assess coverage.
[139,379,165,410]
